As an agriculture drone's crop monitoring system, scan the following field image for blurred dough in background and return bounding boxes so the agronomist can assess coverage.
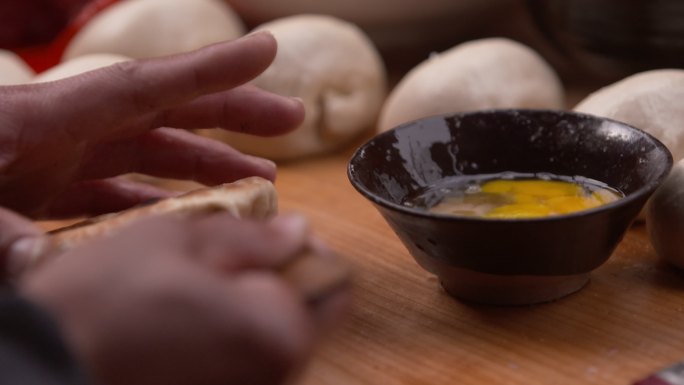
[63,0,245,60]
[574,69,684,221]
[32,53,131,83]
[198,15,387,161]
[574,69,684,163]
[0,50,35,85]
[378,38,564,132]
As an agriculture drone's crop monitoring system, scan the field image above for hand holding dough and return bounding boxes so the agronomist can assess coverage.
[64,0,245,60]
[23,177,350,304]
[198,14,387,161]
[379,38,564,132]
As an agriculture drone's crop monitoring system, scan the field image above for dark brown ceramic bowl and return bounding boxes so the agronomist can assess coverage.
[348,109,672,305]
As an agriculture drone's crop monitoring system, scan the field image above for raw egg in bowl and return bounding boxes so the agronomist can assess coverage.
[348,109,672,305]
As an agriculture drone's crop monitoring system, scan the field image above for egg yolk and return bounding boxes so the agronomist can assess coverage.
[429,179,621,219]
[484,180,613,218]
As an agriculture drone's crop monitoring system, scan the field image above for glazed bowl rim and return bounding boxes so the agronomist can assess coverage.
[348,108,673,224]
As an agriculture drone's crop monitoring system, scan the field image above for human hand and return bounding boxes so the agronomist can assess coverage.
[0,31,304,218]
[19,212,348,385]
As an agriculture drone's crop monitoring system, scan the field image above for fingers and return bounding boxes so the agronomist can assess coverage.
[220,273,315,385]
[46,177,176,218]
[128,85,304,137]
[78,127,277,184]
[22,208,347,385]
[189,213,352,332]
[0,207,46,278]
[218,259,350,384]
[188,214,311,272]
[28,32,279,143]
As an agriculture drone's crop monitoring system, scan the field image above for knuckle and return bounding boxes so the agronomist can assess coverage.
[109,61,157,113]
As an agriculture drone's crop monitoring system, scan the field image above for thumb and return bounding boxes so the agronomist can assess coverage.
[0,207,46,280]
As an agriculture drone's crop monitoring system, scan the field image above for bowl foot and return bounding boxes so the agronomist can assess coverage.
[439,267,589,306]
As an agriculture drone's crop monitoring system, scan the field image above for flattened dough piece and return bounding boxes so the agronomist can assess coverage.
[48,176,277,254]
[39,176,351,303]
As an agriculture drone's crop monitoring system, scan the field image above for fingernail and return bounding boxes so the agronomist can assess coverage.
[244,155,276,180]
[290,96,305,112]
[271,214,309,240]
[308,235,334,257]
[246,30,274,39]
[259,157,276,170]
[6,237,48,278]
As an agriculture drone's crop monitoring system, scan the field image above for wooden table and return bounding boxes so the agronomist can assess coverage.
[271,140,684,385]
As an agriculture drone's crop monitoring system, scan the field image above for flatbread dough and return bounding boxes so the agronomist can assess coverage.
[38,176,350,302]
[48,176,277,255]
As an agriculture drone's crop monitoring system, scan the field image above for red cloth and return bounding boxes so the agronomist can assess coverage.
[2,0,119,72]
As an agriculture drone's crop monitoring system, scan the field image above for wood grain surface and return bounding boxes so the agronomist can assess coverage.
[273,141,684,385]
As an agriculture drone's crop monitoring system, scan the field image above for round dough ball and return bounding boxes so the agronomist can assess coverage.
[647,158,684,269]
[198,15,387,160]
[32,54,131,83]
[378,38,564,132]
[0,50,35,85]
[574,69,684,162]
[64,0,245,60]
[575,69,684,221]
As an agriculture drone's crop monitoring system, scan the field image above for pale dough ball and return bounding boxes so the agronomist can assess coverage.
[378,38,564,132]
[0,50,35,85]
[64,0,245,60]
[32,54,131,83]
[575,69,684,221]
[647,158,684,269]
[574,69,684,162]
[198,14,387,160]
